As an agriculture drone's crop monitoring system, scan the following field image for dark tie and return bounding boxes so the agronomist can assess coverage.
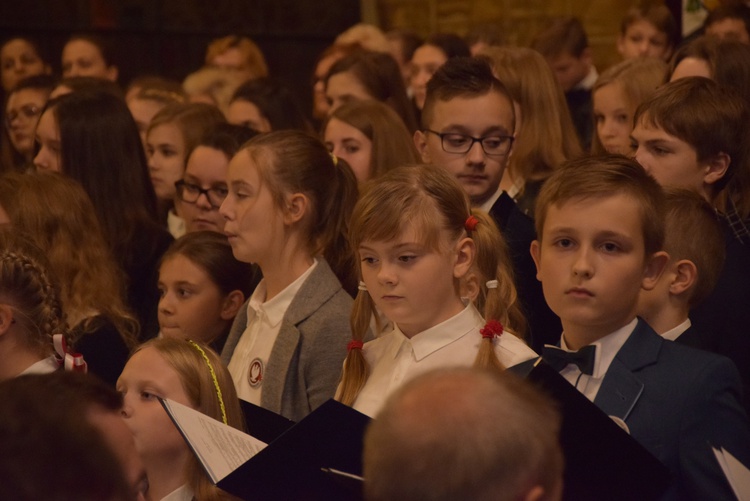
[542,345,597,375]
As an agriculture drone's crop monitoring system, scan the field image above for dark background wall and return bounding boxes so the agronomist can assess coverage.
[1,0,361,115]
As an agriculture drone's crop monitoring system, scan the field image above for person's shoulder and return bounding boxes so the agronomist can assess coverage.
[489,192,536,240]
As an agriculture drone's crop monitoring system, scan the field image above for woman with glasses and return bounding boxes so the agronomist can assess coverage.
[176,123,257,234]
[2,74,54,173]
[480,47,582,217]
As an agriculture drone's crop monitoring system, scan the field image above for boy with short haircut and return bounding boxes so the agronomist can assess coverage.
[531,16,596,148]
[532,155,750,500]
[617,4,677,61]
[414,57,561,351]
[631,76,750,415]
[637,189,725,345]
[704,4,750,44]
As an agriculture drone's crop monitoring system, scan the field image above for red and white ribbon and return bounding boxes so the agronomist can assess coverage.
[53,334,88,373]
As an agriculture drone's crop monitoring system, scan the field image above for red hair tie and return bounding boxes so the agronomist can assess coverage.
[347,339,364,352]
[480,320,504,339]
[465,215,479,232]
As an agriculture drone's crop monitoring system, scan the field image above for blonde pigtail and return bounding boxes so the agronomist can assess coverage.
[336,289,374,406]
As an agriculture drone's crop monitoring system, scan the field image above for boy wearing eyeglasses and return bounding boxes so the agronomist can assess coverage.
[414,56,561,351]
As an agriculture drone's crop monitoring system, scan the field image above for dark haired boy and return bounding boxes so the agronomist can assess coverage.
[531,16,596,149]
[532,155,750,500]
[704,4,750,44]
[631,76,750,415]
[413,56,560,351]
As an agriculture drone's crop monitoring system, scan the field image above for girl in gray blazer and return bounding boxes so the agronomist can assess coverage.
[220,130,358,422]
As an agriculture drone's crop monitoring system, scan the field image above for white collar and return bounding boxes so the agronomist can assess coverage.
[560,318,637,379]
[478,188,504,213]
[661,318,692,341]
[247,259,318,328]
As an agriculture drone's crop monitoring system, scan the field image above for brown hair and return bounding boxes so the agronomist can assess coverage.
[0,228,66,358]
[326,50,418,133]
[243,130,359,293]
[535,154,665,256]
[0,171,137,347]
[323,100,420,181]
[620,4,678,50]
[531,16,589,58]
[364,368,563,501]
[634,76,748,194]
[337,164,526,406]
[481,47,582,183]
[662,189,725,307]
[133,338,243,501]
[205,35,268,79]
[591,57,668,154]
[148,102,226,162]
[421,56,515,133]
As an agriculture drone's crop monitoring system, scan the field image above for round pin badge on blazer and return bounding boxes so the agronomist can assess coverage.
[248,357,264,387]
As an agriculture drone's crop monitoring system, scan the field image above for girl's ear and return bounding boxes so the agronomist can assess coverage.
[220,291,245,320]
[0,304,15,338]
[282,192,309,225]
[453,237,476,279]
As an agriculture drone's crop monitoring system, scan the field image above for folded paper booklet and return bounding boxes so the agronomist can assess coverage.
[161,398,370,501]
[508,357,672,501]
[713,447,750,500]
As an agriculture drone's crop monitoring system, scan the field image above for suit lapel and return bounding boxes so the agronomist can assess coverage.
[260,260,341,413]
[594,319,662,421]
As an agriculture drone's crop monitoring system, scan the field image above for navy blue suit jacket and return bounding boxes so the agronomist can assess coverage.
[593,319,750,500]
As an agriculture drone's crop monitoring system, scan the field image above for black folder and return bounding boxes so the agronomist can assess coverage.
[238,399,295,444]
[218,399,369,501]
[507,357,672,501]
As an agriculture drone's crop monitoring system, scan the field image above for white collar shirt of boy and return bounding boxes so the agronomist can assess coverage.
[228,259,318,404]
[352,302,538,417]
[19,355,59,376]
[479,187,504,213]
[661,318,691,342]
[558,317,637,402]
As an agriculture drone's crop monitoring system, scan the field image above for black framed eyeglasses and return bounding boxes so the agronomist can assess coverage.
[423,129,514,157]
[174,180,228,209]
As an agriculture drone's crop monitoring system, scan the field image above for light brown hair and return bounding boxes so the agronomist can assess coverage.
[535,154,665,256]
[620,4,678,50]
[337,164,526,406]
[531,16,589,58]
[205,35,268,79]
[481,47,582,183]
[148,102,226,162]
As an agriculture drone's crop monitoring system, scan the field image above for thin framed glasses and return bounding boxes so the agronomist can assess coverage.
[423,129,514,157]
[5,104,41,127]
[174,180,228,209]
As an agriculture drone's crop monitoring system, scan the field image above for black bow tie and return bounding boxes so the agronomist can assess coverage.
[542,345,597,375]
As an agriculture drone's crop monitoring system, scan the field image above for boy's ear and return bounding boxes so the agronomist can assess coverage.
[530,240,542,281]
[220,291,245,320]
[452,237,476,279]
[669,259,697,297]
[282,192,309,225]
[702,152,731,187]
[0,304,15,338]
[641,250,670,291]
[413,130,431,163]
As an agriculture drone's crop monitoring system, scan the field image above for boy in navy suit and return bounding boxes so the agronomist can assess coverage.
[637,189,725,346]
[531,155,750,500]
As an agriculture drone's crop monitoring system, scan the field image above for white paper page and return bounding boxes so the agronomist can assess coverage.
[161,398,267,483]
[713,447,750,501]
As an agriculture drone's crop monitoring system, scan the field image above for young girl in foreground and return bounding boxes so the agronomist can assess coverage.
[220,130,358,422]
[117,337,244,501]
[158,231,260,353]
[336,164,537,417]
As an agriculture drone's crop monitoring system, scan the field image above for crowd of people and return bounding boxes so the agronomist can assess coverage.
[1,2,750,500]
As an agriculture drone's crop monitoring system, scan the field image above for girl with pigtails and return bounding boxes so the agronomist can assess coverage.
[336,164,537,417]
[220,130,358,422]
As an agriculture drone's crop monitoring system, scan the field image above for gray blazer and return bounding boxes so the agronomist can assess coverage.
[222,259,352,422]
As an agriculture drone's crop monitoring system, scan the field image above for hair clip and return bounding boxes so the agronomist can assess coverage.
[465,215,479,232]
[358,281,368,291]
[480,320,504,339]
[53,334,87,373]
[486,279,498,289]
